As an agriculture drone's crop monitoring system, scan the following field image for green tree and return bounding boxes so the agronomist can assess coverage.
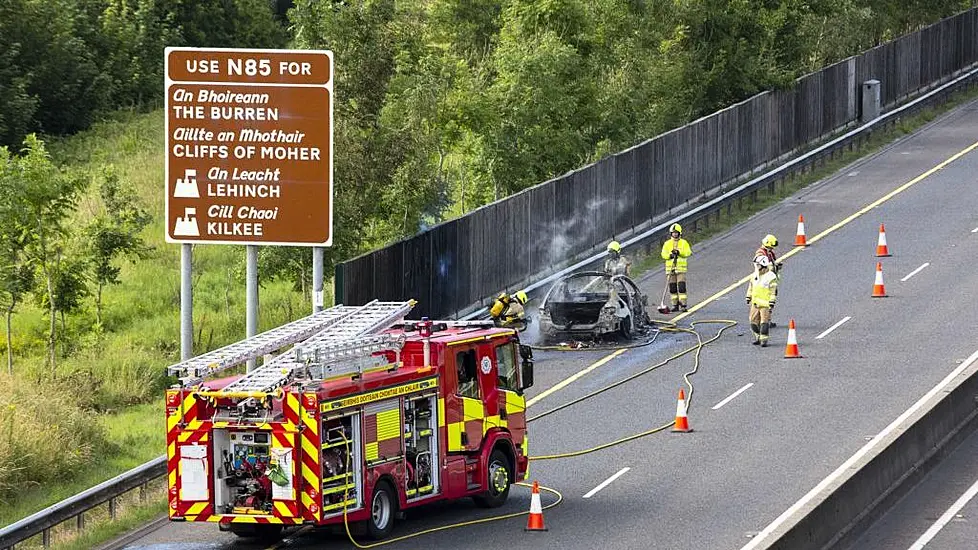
[12,135,87,370]
[84,169,152,327]
[0,148,36,374]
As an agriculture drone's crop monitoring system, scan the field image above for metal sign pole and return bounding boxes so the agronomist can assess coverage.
[313,247,324,313]
[181,244,193,361]
[246,245,258,371]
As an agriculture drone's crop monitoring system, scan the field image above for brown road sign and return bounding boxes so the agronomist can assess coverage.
[165,47,333,245]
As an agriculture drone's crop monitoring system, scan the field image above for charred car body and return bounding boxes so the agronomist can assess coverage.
[538,271,651,340]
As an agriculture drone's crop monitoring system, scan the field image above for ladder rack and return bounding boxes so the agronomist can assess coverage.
[168,304,364,385]
[214,300,415,395]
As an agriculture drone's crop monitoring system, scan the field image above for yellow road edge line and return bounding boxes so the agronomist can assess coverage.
[672,138,978,322]
[526,348,628,408]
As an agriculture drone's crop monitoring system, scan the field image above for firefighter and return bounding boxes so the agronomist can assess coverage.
[660,223,692,311]
[754,234,783,326]
[604,240,631,276]
[490,291,528,330]
[746,255,778,347]
[754,234,783,275]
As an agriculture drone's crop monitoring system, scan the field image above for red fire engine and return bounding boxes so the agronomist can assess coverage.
[165,300,534,540]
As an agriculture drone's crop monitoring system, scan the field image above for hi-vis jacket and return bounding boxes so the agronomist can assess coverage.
[661,238,692,273]
[746,270,779,308]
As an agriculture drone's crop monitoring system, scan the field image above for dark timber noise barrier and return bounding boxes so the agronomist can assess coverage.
[336,9,978,321]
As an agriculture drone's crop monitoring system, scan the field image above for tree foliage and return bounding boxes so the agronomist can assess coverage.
[0,0,288,148]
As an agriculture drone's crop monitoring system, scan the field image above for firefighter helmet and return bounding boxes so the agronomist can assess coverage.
[762,234,778,248]
[514,290,528,304]
[669,223,683,235]
[607,241,621,254]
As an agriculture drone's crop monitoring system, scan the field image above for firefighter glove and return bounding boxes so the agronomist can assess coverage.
[670,249,680,259]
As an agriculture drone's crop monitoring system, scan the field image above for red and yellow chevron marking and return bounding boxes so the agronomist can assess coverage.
[283,392,300,430]
[203,515,304,525]
[300,393,321,522]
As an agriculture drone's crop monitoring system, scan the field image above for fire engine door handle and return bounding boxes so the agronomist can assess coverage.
[500,408,507,420]
[460,432,469,446]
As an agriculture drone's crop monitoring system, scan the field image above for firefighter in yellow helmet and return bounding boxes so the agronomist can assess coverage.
[746,255,778,347]
[660,223,692,311]
[489,290,528,330]
[754,234,783,326]
[604,240,631,276]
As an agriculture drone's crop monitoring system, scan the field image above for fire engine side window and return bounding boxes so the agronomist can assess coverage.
[456,349,479,399]
[495,342,518,391]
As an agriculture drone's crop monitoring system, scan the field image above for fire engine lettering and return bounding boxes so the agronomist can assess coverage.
[320,378,437,412]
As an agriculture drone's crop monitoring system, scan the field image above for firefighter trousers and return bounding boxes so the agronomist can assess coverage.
[666,272,687,306]
[749,305,771,343]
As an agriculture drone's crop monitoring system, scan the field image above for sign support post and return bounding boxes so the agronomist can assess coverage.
[165,47,333,364]
[180,244,193,361]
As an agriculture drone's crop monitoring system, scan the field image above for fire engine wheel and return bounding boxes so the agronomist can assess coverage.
[367,480,397,540]
[474,449,511,508]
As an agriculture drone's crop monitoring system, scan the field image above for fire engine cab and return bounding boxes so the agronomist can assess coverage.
[165,300,534,540]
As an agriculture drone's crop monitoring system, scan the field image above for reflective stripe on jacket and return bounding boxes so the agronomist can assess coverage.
[747,271,778,308]
[661,238,692,272]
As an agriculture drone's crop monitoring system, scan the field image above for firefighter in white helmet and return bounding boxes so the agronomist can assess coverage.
[660,223,692,311]
[746,255,778,347]
[604,241,631,277]
[754,234,783,326]
[490,290,528,330]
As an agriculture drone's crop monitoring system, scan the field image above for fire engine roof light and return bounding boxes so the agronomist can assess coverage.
[419,317,432,338]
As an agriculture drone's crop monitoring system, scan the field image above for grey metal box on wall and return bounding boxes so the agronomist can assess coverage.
[861,80,882,123]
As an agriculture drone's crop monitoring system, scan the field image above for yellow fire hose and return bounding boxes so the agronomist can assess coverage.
[289,318,737,549]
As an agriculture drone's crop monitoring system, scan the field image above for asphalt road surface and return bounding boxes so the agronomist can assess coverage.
[122,99,978,550]
[850,427,978,550]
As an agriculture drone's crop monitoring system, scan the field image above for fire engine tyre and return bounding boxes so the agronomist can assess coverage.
[474,449,511,508]
[228,523,283,540]
[367,480,397,540]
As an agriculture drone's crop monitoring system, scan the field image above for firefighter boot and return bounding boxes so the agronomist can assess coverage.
[760,322,770,347]
[751,324,761,345]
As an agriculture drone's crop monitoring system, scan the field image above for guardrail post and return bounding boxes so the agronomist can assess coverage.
[109,497,117,520]
[42,528,50,548]
[76,512,84,531]
[140,482,148,502]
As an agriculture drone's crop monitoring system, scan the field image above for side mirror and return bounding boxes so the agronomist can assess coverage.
[519,344,534,391]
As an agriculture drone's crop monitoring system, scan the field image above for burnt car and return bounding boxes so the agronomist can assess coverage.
[537,271,651,340]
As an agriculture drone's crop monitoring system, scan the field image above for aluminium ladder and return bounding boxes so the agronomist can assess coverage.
[168,300,414,387]
[215,300,415,395]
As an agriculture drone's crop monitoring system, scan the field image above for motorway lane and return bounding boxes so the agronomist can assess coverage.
[122,100,978,549]
[850,426,978,550]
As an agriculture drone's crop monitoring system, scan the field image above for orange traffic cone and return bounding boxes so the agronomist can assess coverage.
[794,215,809,247]
[875,224,891,257]
[672,388,692,432]
[525,481,548,531]
[784,319,802,358]
[872,262,887,297]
